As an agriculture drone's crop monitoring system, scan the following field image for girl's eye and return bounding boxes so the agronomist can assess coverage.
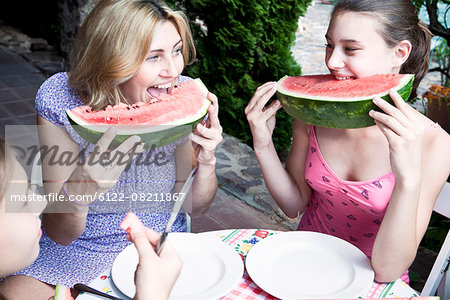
[345,47,358,51]
[173,47,182,55]
[325,43,333,49]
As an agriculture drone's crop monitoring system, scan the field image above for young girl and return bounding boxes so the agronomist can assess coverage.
[0,0,222,297]
[0,138,182,299]
[246,0,450,283]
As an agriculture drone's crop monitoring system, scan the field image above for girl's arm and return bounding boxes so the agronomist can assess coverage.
[38,116,144,245]
[370,91,450,282]
[245,83,312,218]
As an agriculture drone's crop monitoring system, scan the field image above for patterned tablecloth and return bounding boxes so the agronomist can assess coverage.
[76,229,421,299]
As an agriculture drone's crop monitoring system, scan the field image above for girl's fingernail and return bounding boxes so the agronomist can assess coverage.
[369,110,375,116]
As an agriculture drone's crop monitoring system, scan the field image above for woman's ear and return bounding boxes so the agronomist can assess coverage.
[392,40,412,68]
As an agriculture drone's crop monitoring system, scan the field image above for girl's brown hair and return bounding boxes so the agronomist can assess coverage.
[332,0,433,99]
[68,0,196,110]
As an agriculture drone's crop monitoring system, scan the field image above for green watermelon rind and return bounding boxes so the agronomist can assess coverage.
[66,79,210,149]
[276,74,414,128]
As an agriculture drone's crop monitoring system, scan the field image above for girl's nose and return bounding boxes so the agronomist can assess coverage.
[326,49,345,70]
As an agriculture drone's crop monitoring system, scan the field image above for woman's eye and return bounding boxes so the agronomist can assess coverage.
[325,43,333,49]
[146,55,160,62]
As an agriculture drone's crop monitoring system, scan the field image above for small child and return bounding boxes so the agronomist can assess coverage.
[0,138,181,299]
[246,0,450,283]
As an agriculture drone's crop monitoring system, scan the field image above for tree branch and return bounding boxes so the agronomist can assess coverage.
[425,0,450,45]
[429,66,450,78]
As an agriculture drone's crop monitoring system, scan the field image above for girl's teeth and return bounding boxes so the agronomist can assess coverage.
[154,83,172,89]
[336,76,352,80]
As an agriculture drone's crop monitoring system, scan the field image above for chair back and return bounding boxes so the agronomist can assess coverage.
[421,182,450,299]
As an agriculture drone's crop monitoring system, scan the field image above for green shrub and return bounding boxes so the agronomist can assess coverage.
[166,0,312,153]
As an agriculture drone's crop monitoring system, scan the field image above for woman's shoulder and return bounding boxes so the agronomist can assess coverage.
[36,72,72,100]
[35,72,83,126]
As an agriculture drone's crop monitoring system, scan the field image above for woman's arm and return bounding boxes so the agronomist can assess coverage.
[245,83,312,218]
[370,91,450,282]
[176,92,222,218]
[38,116,89,245]
[38,116,144,245]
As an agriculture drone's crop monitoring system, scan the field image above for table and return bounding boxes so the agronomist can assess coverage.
[76,229,420,299]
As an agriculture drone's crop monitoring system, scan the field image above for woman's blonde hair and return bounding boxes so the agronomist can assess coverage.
[68,0,196,110]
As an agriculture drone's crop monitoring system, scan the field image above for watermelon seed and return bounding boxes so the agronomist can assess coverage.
[130,118,133,120]
[127,107,131,110]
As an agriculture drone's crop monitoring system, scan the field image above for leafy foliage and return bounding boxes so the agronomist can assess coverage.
[166,0,312,152]
[419,212,450,252]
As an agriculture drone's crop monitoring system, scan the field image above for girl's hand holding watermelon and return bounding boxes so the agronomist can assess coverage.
[370,90,424,183]
[245,82,283,151]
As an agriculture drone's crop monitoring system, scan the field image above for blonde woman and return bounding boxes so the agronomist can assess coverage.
[0,0,222,297]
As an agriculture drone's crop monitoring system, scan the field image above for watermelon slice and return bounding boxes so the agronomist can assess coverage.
[276,74,414,128]
[66,78,210,148]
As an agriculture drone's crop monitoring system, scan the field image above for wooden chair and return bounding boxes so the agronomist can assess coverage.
[421,182,450,299]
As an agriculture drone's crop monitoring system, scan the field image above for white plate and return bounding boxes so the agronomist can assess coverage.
[111,232,244,299]
[245,231,374,299]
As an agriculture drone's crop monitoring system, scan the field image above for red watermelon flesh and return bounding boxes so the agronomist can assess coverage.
[278,74,411,101]
[66,78,210,148]
[276,73,414,128]
[70,79,207,126]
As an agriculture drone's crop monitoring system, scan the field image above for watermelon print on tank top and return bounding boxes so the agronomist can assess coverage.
[298,126,396,260]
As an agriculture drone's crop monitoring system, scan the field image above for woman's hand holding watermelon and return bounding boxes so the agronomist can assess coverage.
[190,92,223,165]
[43,127,145,245]
[64,127,146,201]
[245,82,283,151]
[369,90,424,182]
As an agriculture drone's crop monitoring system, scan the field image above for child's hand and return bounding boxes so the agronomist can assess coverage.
[369,90,424,182]
[128,225,182,300]
[245,82,282,151]
[190,92,223,165]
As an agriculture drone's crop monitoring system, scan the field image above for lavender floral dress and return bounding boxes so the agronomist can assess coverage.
[12,72,189,286]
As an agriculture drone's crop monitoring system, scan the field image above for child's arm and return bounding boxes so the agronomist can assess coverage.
[370,91,450,282]
[246,83,312,218]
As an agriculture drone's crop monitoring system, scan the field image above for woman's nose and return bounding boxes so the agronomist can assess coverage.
[162,57,178,77]
[326,49,345,70]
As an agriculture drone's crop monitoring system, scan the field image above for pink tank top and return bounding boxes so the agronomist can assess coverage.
[297,126,399,265]
[297,124,440,283]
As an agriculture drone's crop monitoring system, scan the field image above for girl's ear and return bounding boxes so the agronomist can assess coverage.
[392,40,412,68]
